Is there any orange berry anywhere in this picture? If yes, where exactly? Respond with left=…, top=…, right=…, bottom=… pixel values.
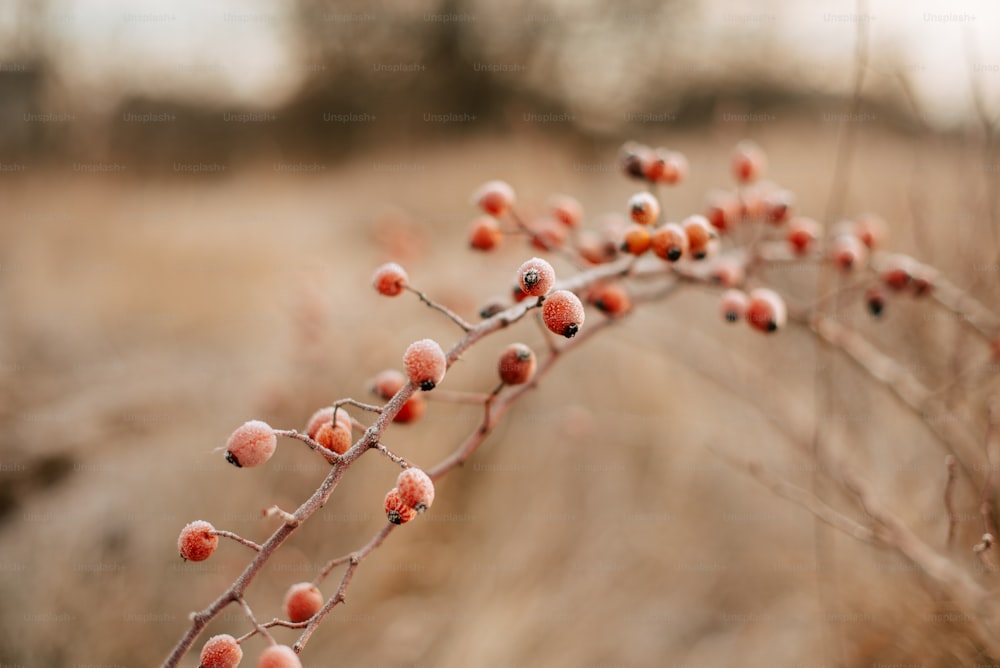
left=651, top=223, right=687, bottom=262
left=200, top=634, right=243, bottom=668
left=371, top=262, right=408, bottom=297
left=394, top=394, right=426, bottom=424
left=396, top=467, right=435, bottom=512
left=283, top=582, right=323, bottom=623
left=315, top=421, right=352, bottom=455
left=644, top=149, right=688, bottom=185
left=588, top=282, right=632, bottom=318
left=517, top=257, right=556, bottom=296
left=473, top=180, right=515, bottom=217
left=370, top=369, right=406, bottom=400
left=530, top=216, right=569, bottom=251
left=621, top=223, right=652, bottom=255
left=549, top=194, right=583, bottom=228
left=178, top=520, right=218, bottom=562
left=879, top=254, right=915, bottom=291
left=745, top=288, right=786, bottom=333
left=225, top=420, right=277, bottom=468
left=627, top=191, right=660, bottom=226
left=384, top=487, right=417, bottom=525
left=682, top=215, right=716, bottom=260
left=403, top=338, right=447, bottom=391
left=542, top=290, right=585, bottom=338
left=720, top=289, right=749, bottom=323
left=830, top=234, right=868, bottom=271
left=257, top=644, right=302, bottom=668
left=468, top=216, right=503, bottom=251
left=853, top=213, right=887, bottom=249
left=498, top=342, right=537, bottom=385
left=787, top=217, right=821, bottom=255
left=705, top=190, right=741, bottom=233
left=577, top=229, right=618, bottom=265
left=305, top=406, right=351, bottom=439
left=731, top=140, right=766, bottom=184
left=709, top=256, right=744, bottom=288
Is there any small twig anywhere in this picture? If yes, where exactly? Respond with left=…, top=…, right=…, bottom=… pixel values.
left=263, top=506, right=299, bottom=527
left=211, top=530, right=262, bottom=553
left=373, top=442, right=411, bottom=469
left=236, top=597, right=273, bottom=645
left=403, top=285, right=473, bottom=332
left=272, top=429, right=341, bottom=465
left=944, top=455, right=958, bottom=550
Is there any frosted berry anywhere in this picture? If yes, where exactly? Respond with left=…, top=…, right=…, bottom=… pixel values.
left=627, top=192, right=660, bottom=226
left=473, top=180, right=515, bottom=217
left=621, top=224, right=652, bottom=255
left=577, top=229, right=618, bottom=265
left=746, top=288, right=787, bottom=333
left=315, top=421, right=352, bottom=455
left=830, top=234, right=868, bottom=271
left=384, top=487, right=417, bottom=525
left=517, top=257, right=556, bottom=296
left=682, top=215, right=716, bottom=260
left=305, top=407, right=351, bottom=440
left=225, top=420, right=277, bottom=468
left=705, top=190, right=741, bottom=233
left=178, top=520, right=218, bottom=562
left=619, top=141, right=652, bottom=179
left=200, top=634, right=243, bottom=668
left=397, top=468, right=435, bottom=512
left=371, top=371, right=426, bottom=423
left=468, top=216, right=503, bottom=251
left=651, top=223, right=687, bottom=262
left=787, top=217, right=821, bottom=255
left=709, top=257, right=744, bottom=288
left=549, top=194, right=583, bottom=228
left=542, top=290, right=585, bottom=338
left=589, top=282, right=632, bottom=318
left=257, top=645, right=302, bottom=668
left=283, top=582, right=323, bottom=623
left=910, top=263, right=937, bottom=297
left=879, top=254, right=915, bottom=291
left=403, top=338, right=447, bottom=391
left=720, top=289, right=749, bottom=323
left=498, top=343, right=537, bottom=385
left=371, top=262, right=408, bottom=297
left=731, top=140, right=766, bottom=184
left=394, top=394, right=426, bottom=424
left=644, top=149, right=688, bottom=185
left=530, top=216, right=569, bottom=252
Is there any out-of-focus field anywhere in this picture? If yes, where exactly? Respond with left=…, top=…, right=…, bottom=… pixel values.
left=0, top=120, right=996, bottom=666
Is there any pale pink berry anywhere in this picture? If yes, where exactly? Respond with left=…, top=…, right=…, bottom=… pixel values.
left=200, top=634, right=243, bottom=668
left=829, top=234, right=868, bottom=271
left=879, top=254, right=915, bottom=291
left=371, top=262, right=408, bottom=297
left=517, top=257, right=556, bottom=296
left=731, top=140, right=766, bottom=184
left=854, top=213, right=887, bottom=249
left=720, top=289, right=749, bottom=323
left=627, top=191, right=660, bottom=226
left=396, top=468, right=435, bottom=512
left=764, top=189, right=794, bottom=224
left=403, top=338, right=447, bottom=391
left=746, top=288, right=787, bottom=333
left=257, top=644, right=301, bottom=668
left=787, top=217, right=821, bottom=255
left=384, top=487, right=417, bottom=525
left=305, top=407, right=352, bottom=440
left=178, top=520, right=218, bottom=562
left=498, top=343, right=537, bottom=385
left=542, top=290, right=585, bottom=338
left=473, top=180, right=515, bottom=216
left=705, top=190, right=741, bottom=233
left=283, top=582, right=323, bottom=623
left=709, top=256, right=744, bottom=288
left=549, top=194, right=583, bottom=228
left=371, top=369, right=406, bottom=399
left=225, top=420, right=277, bottom=468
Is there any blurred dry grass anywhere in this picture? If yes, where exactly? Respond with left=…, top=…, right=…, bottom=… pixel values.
left=0, top=118, right=997, bottom=667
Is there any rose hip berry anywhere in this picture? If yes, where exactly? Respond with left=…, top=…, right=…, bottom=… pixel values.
left=403, top=338, right=447, bottom=391
left=257, top=644, right=302, bottom=668
left=745, top=288, right=787, bottom=333
left=627, top=192, right=660, bottom=226
left=225, top=420, right=277, bottom=468
left=468, top=216, right=503, bottom=251
left=384, top=487, right=417, bottom=525
left=720, top=289, right=749, bottom=323
left=283, top=582, right=323, bottom=623
left=542, top=290, right=585, bottom=338
left=682, top=215, right=716, bottom=260
left=473, top=180, right=515, bottom=217
left=199, top=634, right=243, bottom=668
left=787, top=217, right=821, bottom=255
left=731, top=140, right=766, bottom=184
left=498, top=343, right=537, bottom=385
left=651, top=223, right=687, bottom=262
left=517, top=257, right=556, bottom=297
left=397, top=467, right=435, bottom=512
left=371, top=262, right=409, bottom=297
left=178, top=520, right=218, bottom=562
left=588, top=282, right=632, bottom=318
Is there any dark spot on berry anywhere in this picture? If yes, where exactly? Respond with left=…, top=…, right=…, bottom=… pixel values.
left=419, top=379, right=436, bottom=391
left=387, top=510, right=402, bottom=525
left=693, top=250, right=707, bottom=260
left=225, top=451, right=242, bottom=468
left=563, top=323, right=579, bottom=338
left=766, top=321, right=777, bottom=333
left=867, top=300, right=884, bottom=317
left=725, top=311, right=739, bottom=322
left=523, top=269, right=539, bottom=288
left=667, top=247, right=682, bottom=261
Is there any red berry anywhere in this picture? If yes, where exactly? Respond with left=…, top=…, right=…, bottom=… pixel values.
left=371, top=262, right=408, bottom=297
left=371, top=369, right=406, bottom=399
left=473, top=180, right=515, bottom=217
left=644, top=149, right=688, bottom=185
left=257, top=644, right=302, bottom=668
left=682, top=215, right=716, bottom=260
left=498, top=343, right=537, bottom=385
left=787, top=217, right=821, bottom=255
left=651, top=223, right=687, bottom=262
left=705, top=190, right=741, bottom=233
left=200, top=634, right=243, bottom=668
left=830, top=234, right=868, bottom=271
left=396, top=467, right=435, bottom=512
left=627, top=191, right=660, bottom=226
left=305, top=407, right=351, bottom=440
left=577, top=229, right=618, bottom=265
left=549, top=194, right=583, bottom=228
left=764, top=189, right=794, bottom=224
left=910, top=263, right=937, bottom=297
left=588, top=282, right=632, bottom=318
left=225, top=420, right=277, bottom=468
left=745, top=288, right=786, bottom=333
left=529, top=216, right=569, bottom=252
left=283, top=582, right=323, bottom=623
left=403, top=338, right=447, bottom=391
left=384, top=487, right=417, bottom=525
left=731, top=140, right=766, bottom=184
left=178, top=520, right=218, bottom=562
left=315, top=421, right=352, bottom=455
left=542, top=290, right=585, bottom=338
left=621, top=224, right=652, bottom=255
left=720, top=289, right=749, bottom=323
left=468, top=216, right=503, bottom=251
left=393, top=394, right=426, bottom=424
left=879, top=254, right=915, bottom=291
left=517, top=257, right=556, bottom=296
